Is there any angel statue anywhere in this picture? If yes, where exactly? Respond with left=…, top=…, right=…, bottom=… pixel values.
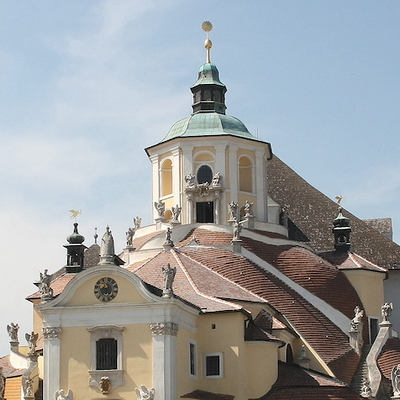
left=135, top=385, right=155, bottom=400
left=25, top=331, right=38, bottom=355
left=154, top=200, right=165, bottom=218
left=55, top=388, right=73, bottom=400
left=7, top=322, right=19, bottom=342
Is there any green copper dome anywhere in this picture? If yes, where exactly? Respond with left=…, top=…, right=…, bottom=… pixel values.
left=161, top=112, right=256, bottom=142
left=191, top=63, right=225, bottom=88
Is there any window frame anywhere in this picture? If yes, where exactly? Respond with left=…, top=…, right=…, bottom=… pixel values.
left=189, top=339, right=198, bottom=379
left=204, top=352, right=223, bottom=379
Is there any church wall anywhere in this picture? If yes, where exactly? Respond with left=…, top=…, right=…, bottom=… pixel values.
left=195, top=312, right=251, bottom=398
left=246, top=342, right=279, bottom=398
left=343, top=270, right=385, bottom=318
left=176, top=325, right=199, bottom=397
left=59, top=323, right=153, bottom=398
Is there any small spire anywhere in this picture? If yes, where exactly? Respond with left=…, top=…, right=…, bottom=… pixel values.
left=202, top=21, right=213, bottom=63
left=333, top=207, right=351, bottom=252
left=94, top=227, right=98, bottom=244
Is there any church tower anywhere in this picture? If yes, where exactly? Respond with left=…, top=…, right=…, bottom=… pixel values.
left=145, top=22, right=272, bottom=226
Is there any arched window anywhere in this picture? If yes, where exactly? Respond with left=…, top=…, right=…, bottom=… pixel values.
left=239, top=156, right=253, bottom=193
left=161, top=159, right=172, bottom=197
left=197, top=165, right=213, bottom=184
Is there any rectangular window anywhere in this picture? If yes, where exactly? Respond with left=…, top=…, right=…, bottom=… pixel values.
left=96, top=338, right=117, bottom=370
left=369, top=317, right=379, bottom=344
left=189, top=341, right=197, bottom=377
left=204, top=352, right=223, bottom=378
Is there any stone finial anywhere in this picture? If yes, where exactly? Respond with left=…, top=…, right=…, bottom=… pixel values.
left=25, top=332, right=38, bottom=357
left=233, top=220, right=246, bottom=241
left=55, top=388, right=73, bottom=400
left=7, top=322, right=19, bottom=343
left=100, top=226, right=115, bottom=264
left=392, top=364, right=400, bottom=397
left=23, top=376, right=34, bottom=399
left=135, top=385, right=155, bottom=400
left=126, top=227, right=135, bottom=247
left=99, top=376, right=111, bottom=395
left=382, top=302, right=393, bottom=323
left=162, top=264, right=176, bottom=298
left=134, top=216, right=142, bottom=230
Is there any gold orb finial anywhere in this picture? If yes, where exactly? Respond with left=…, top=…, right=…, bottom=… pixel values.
left=202, top=21, right=213, bottom=32
left=202, top=21, right=213, bottom=63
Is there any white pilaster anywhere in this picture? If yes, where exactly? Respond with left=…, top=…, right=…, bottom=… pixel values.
left=171, top=146, right=181, bottom=209
left=149, top=154, right=160, bottom=221
left=42, top=327, right=62, bottom=400
left=255, top=148, right=266, bottom=222
left=150, top=322, right=178, bottom=400
left=214, top=144, right=226, bottom=224
left=181, top=146, right=193, bottom=224
left=228, top=144, right=239, bottom=205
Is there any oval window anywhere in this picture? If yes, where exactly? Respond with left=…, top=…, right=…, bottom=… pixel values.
left=197, top=165, right=213, bottom=184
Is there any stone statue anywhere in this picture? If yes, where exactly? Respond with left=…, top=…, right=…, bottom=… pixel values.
left=350, top=306, right=364, bottom=331
left=233, top=219, right=246, bottom=240
left=211, top=172, right=221, bottom=186
left=164, top=227, right=173, bottom=246
left=382, top=302, right=393, bottom=322
left=126, top=227, right=135, bottom=247
left=100, top=226, right=114, bottom=258
left=55, top=388, right=73, bottom=400
left=39, top=269, right=52, bottom=287
left=23, top=376, right=34, bottom=398
left=228, top=201, right=238, bottom=222
left=7, top=322, right=19, bottom=342
left=135, top=385, right=155, bottom=400
left=162, top=263, right=177, bottom=298
left=25, top=332, right=38, bottom=355
left=360, top=377, right=372, bottom=398
left=154, top=200, right=165, bottom=218
left=197, top=182, right=210, bottom=197
left=244, top=200, right=254, bottom=217
left=185, top=173, right=195, bottom=188
left=171, top=205, right=181, bottom=222
left=134, top=216, right=142, bottom=230
left=392, top=364, right=400, bottom=396
left=99, top=376, right=111, bottom=394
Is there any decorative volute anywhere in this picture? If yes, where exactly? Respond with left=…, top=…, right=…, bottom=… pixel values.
left=333, top=207, right=351, bottom=252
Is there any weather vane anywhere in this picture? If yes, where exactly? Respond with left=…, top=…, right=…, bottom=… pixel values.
left=69, top=209, right=82, bottom=221
left=202, top=21, right=213, bottom=63
left=335, top=196, right=344, bottom=205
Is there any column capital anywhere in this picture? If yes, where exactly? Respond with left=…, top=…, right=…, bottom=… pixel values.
left=42, top=327, right=62, bottom=340
left=149, top=322, right=178, bottom=337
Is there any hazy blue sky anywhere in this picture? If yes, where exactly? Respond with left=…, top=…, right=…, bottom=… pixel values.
left=0, top=1, right=399, bottom=355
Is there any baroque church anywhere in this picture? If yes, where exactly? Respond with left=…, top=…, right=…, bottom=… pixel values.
left=2, top=22, right=400, bottom=400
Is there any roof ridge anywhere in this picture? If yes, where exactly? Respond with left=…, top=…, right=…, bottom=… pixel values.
left=349, top=252, right=387, bottom=272
left=177, top=248, right=267, bottom=304
left=129, top=249, right=163, bottom=273
left=171, top=249, right=245, bottom=311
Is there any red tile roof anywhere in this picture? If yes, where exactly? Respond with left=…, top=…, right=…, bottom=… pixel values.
left=256, top=362, right=364, bottom=399
left=0, top=355, right=25, bottom=378
left=181, top=390, right=234, bottom=400
left=320, top=251, right=387, bottom=273
left=377, top=337, right=400, bottom=379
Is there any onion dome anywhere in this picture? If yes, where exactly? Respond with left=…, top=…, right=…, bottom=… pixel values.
left=67, top=222, right=85, bottom=244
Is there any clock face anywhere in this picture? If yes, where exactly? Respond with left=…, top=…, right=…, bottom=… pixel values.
left=94, top=277, right=118, bottom=302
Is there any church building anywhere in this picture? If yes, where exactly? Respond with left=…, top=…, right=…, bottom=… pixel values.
left=2, top=22, right=400, bottom=400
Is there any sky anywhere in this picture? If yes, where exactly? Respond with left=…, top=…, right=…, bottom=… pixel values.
left=0, top=0, right=399, bottom=355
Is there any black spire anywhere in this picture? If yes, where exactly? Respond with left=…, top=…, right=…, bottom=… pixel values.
left=64, top=222, right=87, bottom=272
